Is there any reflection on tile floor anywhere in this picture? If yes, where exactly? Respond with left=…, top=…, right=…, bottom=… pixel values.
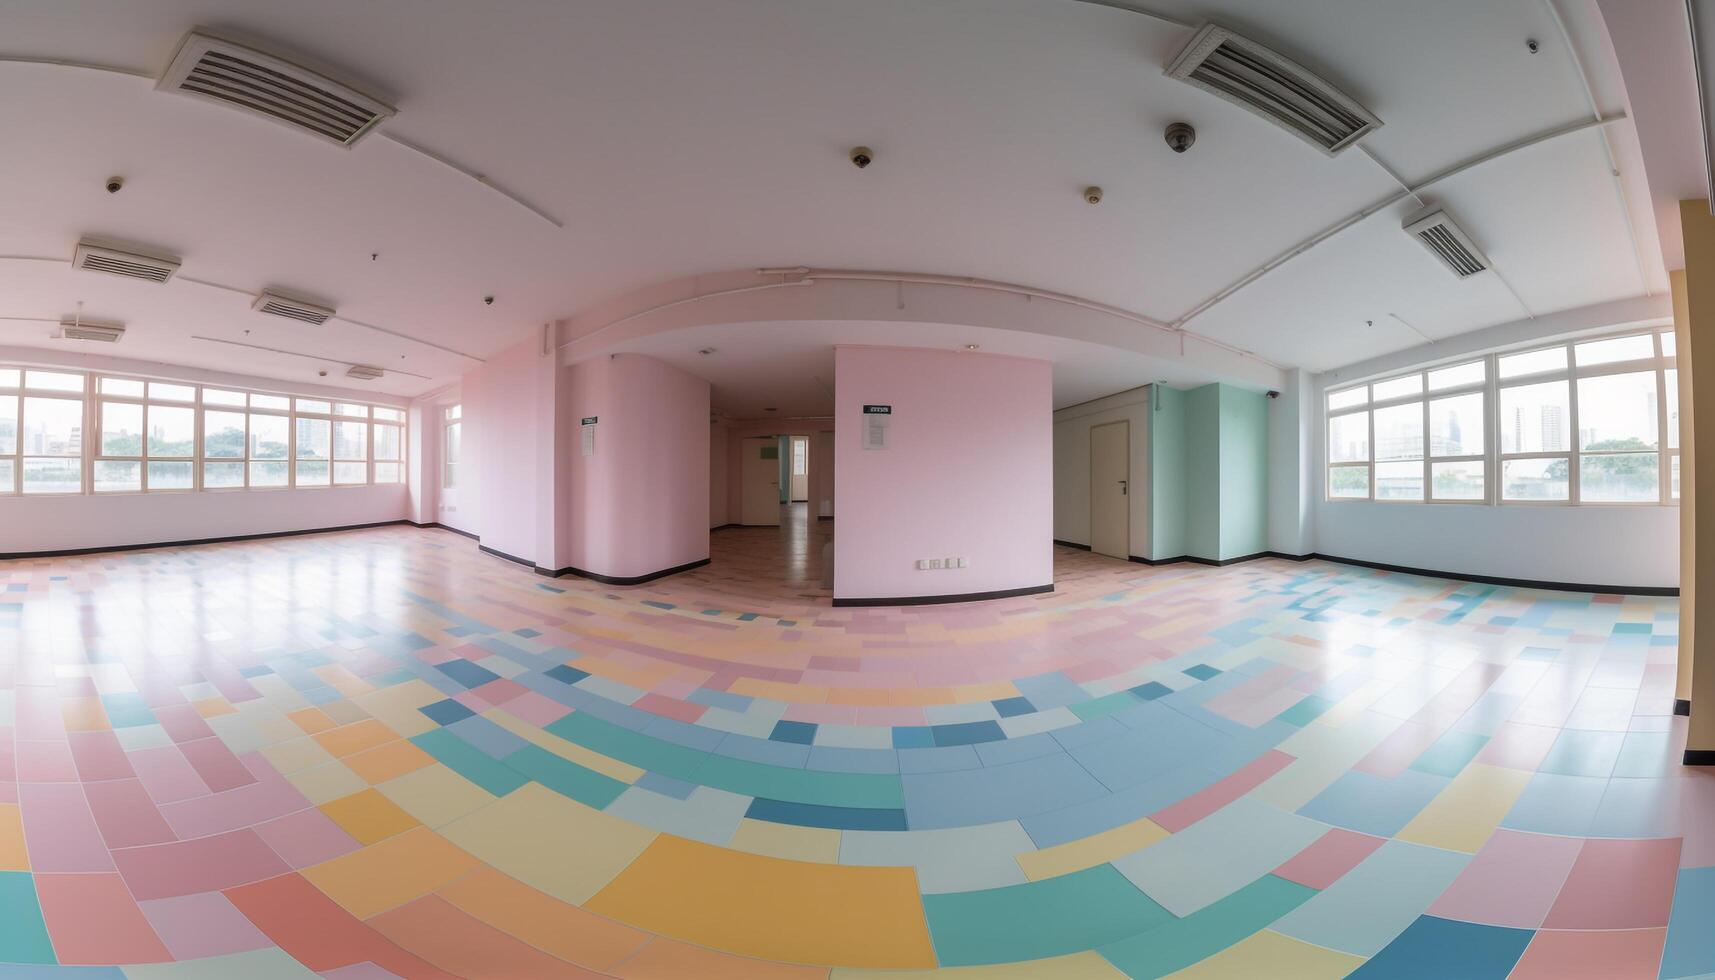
left=1, top=523, right=1711, bottom=978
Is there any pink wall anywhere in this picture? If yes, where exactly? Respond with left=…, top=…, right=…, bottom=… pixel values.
left=461, top=337, right=544, bottom=561
left=833, top=346, right=1052, bottom=601
left=560, top=354, right=709, bottom=578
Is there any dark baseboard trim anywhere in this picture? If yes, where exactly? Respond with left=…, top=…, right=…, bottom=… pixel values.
left=1308, top=553, right=1679, bottom=597
left=1265, top=551, right=1315, bottom=562
left=710, top=523, right=741, bottom=532
left=539, top=557, right=711, bottom=586
left=1129, top=551, right=1294, bottom=568
left=817, top=515, right=834, bottom=522
left=1676, top=699, right=1692, bottom=717
left=0, top=519, right=414, bottom=560
left=1685, top=749, right=1715, bottom=766
left=833, top=583, right=1054, bottom=607
left=419, top=521, right=478, bottom=541
left=1054, top=540, right=1093, bottom=552
left=1130, top=555, right=1184, bottom=566
left=477, top=544, right=535, bottom=569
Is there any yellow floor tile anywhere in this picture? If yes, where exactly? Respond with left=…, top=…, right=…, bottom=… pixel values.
left=312, top=718, right=399, bottom=758
left=288, top=759, right=369, bottom=805
left=261, top=736, right=338, bottom=775
left=587, top=834, right=936, bottom=969
left=288, top=707, right=337, bottom=735
left=833, top=950, right=1125, bottom=979
left=727, top=818, right=843, bottom=864
left=344, top=739, right=436, bottom=784
left=378, top=763, right=497, bottom=828
left=441, top=783, right=656, bottom=906
left=1014, top=816, right=1167, bottom=881
left=1396, top=763, right=1531, bottom=853
left=351, top=679, right=444, bottom=739
left=302, top=826, right=481, bottom=920
left=320, top=787, right=422, bottom=845
left=438, top=867, right=651, bottom=973
left=192, top=697, right=238, bottom=719
left=1164, top=929, right=1364, bottom=979
left=616, top=938, right=832, bottom=980
left=488, top=708, right=645, bottom=783
left=61, top=697, right=110, bottom=732
left=314, top=664, right=376, bottom=698
left=0, top=804, right=28, bottom=871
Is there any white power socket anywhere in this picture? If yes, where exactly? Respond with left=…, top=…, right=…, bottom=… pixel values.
left=916, top=557, right=966, bottom=570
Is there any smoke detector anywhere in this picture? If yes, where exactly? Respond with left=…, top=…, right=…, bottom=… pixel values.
left=253, top=290, right=336, bottom=325
left=345, top=365, right=384, bottom=380
left=73, top=239, right=181, bottom=283
left=58, top=318, right=126, bottom=343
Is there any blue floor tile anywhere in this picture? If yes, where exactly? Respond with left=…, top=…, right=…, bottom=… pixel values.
left=745, top=797, right=909, bottom=831
left=1347, top=915, right=1532, bottom=980
left=770, top=720, right=818, bottom=744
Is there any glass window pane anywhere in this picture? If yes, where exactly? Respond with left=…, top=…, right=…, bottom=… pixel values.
left=250, top=394, right=289, bottom=411
left=445, top=404, right=461, bottom=420
left=250, top=414, right=289, bottom=459
left=26, top=371, right=83, bottom=392
left=1662, top=332, right=1677, bottom=357
left=1577, top=371, right=1658, bottom=451
left=375, top=461, right=401, bottom=484
left=1373, top=403, right=1423, bottom=461
left=1328, top=412, right=1368, bottom=463
left=1327, top=388, right=1367, bottom=412
left=296, top=399, right=331, bottom=415
left=22, top=397, right=82, bottom=456
left=334, top=421, right=368, bottom=460
left=23, top=457, right=80, bottom=493
left=1499, top=346, right=1567, bottom=378
left=1374, top=460, right=1424, bottom=500
left=94, top=460, right=140, bottom=493
left=334, top=461, right=367, bottom=485
left=1673, top=455, right=1682, bottom=499
left=203, top=388, right=246, bottom=407
left=147, top=405, right=195, bottom=457
left=373, top=407, right=404, bottom=422
left=1428, top=361, right=1485, bottom=390
left=1372, top=375, right=1422, bottom=401
left=445, top=421, right=462, bottom=464
left=1667, top=370, right=1680, bottom=450
left=1580, top=453, right=1659, bottom=502
left=101, top=402, right=143, bottom=456
left=1500, top=381, right=1570, bottom=454
left=100, top=378, right=145, bottom=397
left=0, top=458, right=13, bottom=492
left=1329, top=465, right=1368, bottom=499
left=204, top=410, right=246, bottom=458
left=296, top=460, right=330, bottom=486
left=0, top=369, right=18, bottom=388
left=147, top=460, right=192, bottom=490
left=296, top=418, right=330, bottom=459
left=1502, top=458, right=1570, bottom=501
left=249, top=460, right=288, bottom=487
left=1432, top=461, right=1484, bottom=500
left=0, top=396, right=15, bottom=454
left=336, top=403, right=368, bottom=418
left=203, top=461, right=244, bottom=488
left=374, top=424, right=401, bottom=461
left=1575, top=334, right=1655, bottom=367
left=148, top=382, right=195, bottom=402
left=1429, top=393, right=1483, bottom=457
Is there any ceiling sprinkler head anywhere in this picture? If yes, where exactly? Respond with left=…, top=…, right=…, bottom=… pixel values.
left=1083, top=186, right=1103, bottom=205
left=849, top=146, right=873, bottom=169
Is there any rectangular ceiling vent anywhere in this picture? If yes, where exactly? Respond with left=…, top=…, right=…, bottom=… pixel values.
left=1165, top=24, right=1382, bottom=156
left=346, top=365, right=384, bottom=381
left=253, top=290, right=336, bottom=325
left=1403, top=208, right=1490, bottom=279
left=156, top=29, right=395, bottom=148
left=58, top=318, right=126, bottom=343
left=72, top=239, right=181, bottom=283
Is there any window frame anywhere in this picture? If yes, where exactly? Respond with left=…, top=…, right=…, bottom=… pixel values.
left=442, top=404, right=462, bottom=491
left=17, top=370, right=89, bottom=496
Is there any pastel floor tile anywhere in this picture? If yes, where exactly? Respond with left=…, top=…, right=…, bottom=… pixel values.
left=254, top=806, right=362, bottom=868
left=726, top=816, right=843, bottom=863
left=0, top=803, right=29, bottom=870
left=1161, top=928, right=1364, bottom=980
left=1015, top=815, right=1169, bottom=881
left=1098, top=875, right=1317, bottom=978
left=612, top=937, right=830, bottom=980
left=1346, top=915, right=1532, bottom=980
left=1270, top=828, right=1386, bottom=890
left=1295, top=768, right=1450, bottom=837
left=1661, top=866, right=1715, bottom=980
left=118, top=947, right=326, bottom=979
left=922, top=863, right=1170, bottom=966
left=441, top=783, right=657, bottom=906
left=589, top=833, right=937, bottom=968
left=1510, top=927, right=1667, bottom=980
left=224, top=872, right=456, bottom=979
left=1395, top=762, right=1531, bottom=853
left=368, top=894, right=594, bottom=978
left=1426, top=828, right=1582, bottom=928
left=1273, top=840, right=1470, bottom=956
left=437, top=867, right=650, bottom=974
left=1115, top=796, right=1327, bottom=916
left=36, top=872, right=172, bottom=965
left=319, top=787, right=422, bottom=845
left=833, top=950, right=1126, bottom=979
left=1500, top=771, right=1610, bottom=836
left=375, top=762, right=496, bottom=828
left=0, top=870, right=58, bottom=964
left=18, top=781, right=114, bottom=872
left=112, top=827, right=290, bottom=900
left=139, top=891, right=275, bottom=960
left=342, top=739, right=436, bottom=784
left=301, top=826, right=482, bottom=920
left=840, top=820, right=1035, bottom=893
left=1543, top=837, right=1681, bottom=929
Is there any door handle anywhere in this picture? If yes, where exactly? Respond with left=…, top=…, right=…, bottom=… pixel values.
left=1119, top=480, right=1128, bottom=495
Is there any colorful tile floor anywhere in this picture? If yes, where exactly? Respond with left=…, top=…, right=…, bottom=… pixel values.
left=0, top=519, right=1711, bottom=978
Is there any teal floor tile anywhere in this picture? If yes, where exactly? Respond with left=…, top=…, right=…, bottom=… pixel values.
left=1347, top=915, right=1532, bottom=979
left=924, top=864, right=1170, bottom=966
left=1409, top=730, right=1489, bottom=777
left=0, top=871, right=57, bottom=965
left=1098, top=874, right=1316, bottom=978
left=410, top=728, right=529, bottom=797
left=503, top=743, right=628, bottom=809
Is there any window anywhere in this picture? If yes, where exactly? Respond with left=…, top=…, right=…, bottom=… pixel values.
left=443, top=404, right=462, bottom=489
left=1327, top=328, right=1676, bottom=506
left=792, top=437, right=807, bottom=477
left=20, top=371, right=85, bottom=494
left=0, top=369, right=18, bottom=494
left=333, top=406, right=369, bottom=485
left=295, top=399, right=332, bottom=487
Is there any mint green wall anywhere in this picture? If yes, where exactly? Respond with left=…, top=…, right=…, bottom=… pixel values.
left=1147, top=385, right=1185, bottom=561
left=1149, top=383, right=1269, bottom=562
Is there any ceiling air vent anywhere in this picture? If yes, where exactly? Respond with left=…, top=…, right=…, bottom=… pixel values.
left=253, top=290, right=336, bottom=325
left=1403, top=207, right=1490, bottom=279
left=72, top=239, right=181, bottom=283
left=1165, top=24, right=1382, bottom=155
left=58, top=318, right=126, bottom=343
left=346, top=365, right=384, bottom=381
left=156, top=29, right=395, bottom=148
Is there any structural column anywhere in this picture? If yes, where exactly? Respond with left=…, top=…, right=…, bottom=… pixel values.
left=1679, top=201, right=1713, bottom=763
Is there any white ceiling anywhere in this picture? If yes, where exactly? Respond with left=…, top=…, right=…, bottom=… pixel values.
left=0, top=0, right=1668, bottom=403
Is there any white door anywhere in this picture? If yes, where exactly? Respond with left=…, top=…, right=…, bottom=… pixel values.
left=740, top=437, right=782, bottom=525
left=1090, top=421, right=1129, bottom=559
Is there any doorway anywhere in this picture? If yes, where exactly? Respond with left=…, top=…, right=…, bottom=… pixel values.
left=789, top=435, right=809, bottom=502
left=1090, top=420, right=1129, bottom=559
left=740, top=436, right=783, bottom=526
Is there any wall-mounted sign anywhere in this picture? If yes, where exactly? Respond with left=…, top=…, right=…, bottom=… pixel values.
left=581, top=416, right=597, bottom=456
left=862, top=404, right=891, bottom=451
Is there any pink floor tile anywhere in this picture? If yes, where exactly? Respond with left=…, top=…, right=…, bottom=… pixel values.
left=1509, top=927, right=1667, bottom=980
left=1353, top=719, right=1442, bottom=778
left=85, top=778, right=177, bottom=848
left=469, top=678, right=528, bottom=707
left=15, top=738, right=79, bottom=782
left=178, top=736, right=258, bottom=792
left=255, top=806, right=362, bottom=868
left=13, top=690, right=68, bottom=739
left=501, top=691, right=571, bottom=727
left=160, top=753, right=309, bottom=839
left=153, top=702, right=216, bottom=743
left=19, top=780, right=115, bottom=872
left=1153, top=750, right=1294, bottom=832
left=1544, top=837, right=1682, bottom=929
left=129, top=744, right=212, bottom=804
left=632, top=692, right=707, bottom=724
left=1428, top=829, right=1583, bottom=928
left=141, top=890, right=276, bottom=960
left=69, top=730, right=138, bottom=781
left=36, top=872, right=172, bottom=965
left=1272, top=828, right=1387, bottom=890
left=112, top=826, right=290, bottom=900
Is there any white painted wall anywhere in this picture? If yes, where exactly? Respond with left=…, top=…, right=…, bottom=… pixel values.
left=1052, top=386, right=1151, bottom=558
left=1267, top=369, right=1313, bottom=556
